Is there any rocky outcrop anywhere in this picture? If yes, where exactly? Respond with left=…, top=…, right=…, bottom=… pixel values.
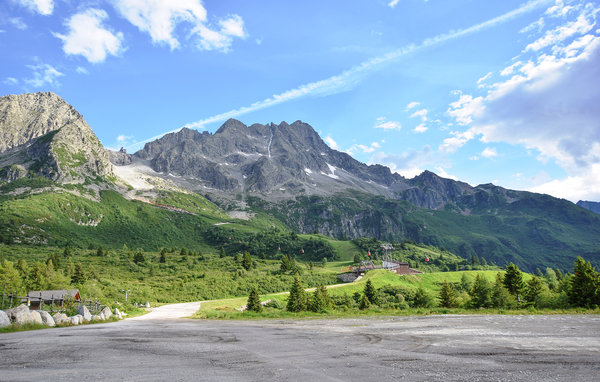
left=0, top=164, right=27, bottom=182
left=577, top=200, right=600, bottom=215
left=108, top=148, right=132, bottom=166
left=0, top=92, right=114, bottom=184
left=38, top=310, right=55, bottom=327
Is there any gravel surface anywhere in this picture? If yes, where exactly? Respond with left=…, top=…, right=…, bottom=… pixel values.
left=1, top=314, right=599, bottom=381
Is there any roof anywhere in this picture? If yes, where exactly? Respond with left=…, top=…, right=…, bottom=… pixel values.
left=26, top=289, right=80, bottom=300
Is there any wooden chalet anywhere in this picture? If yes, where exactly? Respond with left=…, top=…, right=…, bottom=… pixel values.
left=23, top=289, right=81, bottom=310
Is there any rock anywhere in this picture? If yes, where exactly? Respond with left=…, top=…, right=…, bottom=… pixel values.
left=114, top=308, right=122, bottom=319
left=92, top=314, right=102, bottom=321
left=6, top=304, right=33, bottom=325
left=52, top=313, right=68, bottom=325
left=144, top=302, right=150, bottom=308
left=99, top=312, right=105, bottom=320
left=38, top=311, right=55, bottom=327
left=77, top=305, right=92, bottom=322
left=30, top=310, right=43, bottom=325
left=101, top=306, right=112, bottom=319
left=0, top=310, right=10, bottom=328
left=70, top=315, right=83, bottom=325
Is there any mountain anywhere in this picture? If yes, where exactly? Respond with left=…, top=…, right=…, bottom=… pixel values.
left=577, top=200, right=600, bottom=215
left=0, top=92, right=113, bottom=184
left=1, top=92, right=599, bottom=271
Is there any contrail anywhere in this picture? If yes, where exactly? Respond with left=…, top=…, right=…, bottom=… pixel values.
left=127, top=0, right=550, bottom=151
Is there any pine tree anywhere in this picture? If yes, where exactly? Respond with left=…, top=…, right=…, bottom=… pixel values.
left=363, top=279, right=377, bottom=304
left=63, top=244, right=72, bottom=259
left=568, top=256, right=600, bottom=307
left=242, top=252, right=253, bottom=271
left=358, top=293, right=371, bottom=310
left=469, top=274, right=491, bottom=308
left=159, top=248, right=167, bottom=263
left=460, top=273, right=472, bottom=292
left=353, top=254, right=361, bottom=263
left=180, top=248, right=187, bottom=256
left=438, top=280, right=457, bottom=308
left=72, top=263, right=86, bottom=284
left=524, top=276, right=544, bottom=305
left=96, top=246, right=104, bottom=257
left=503, top=262, right=524, bottom=300
left=133, top=252, right=145, bottom=265
left=219, top=247, right=225, bottom=258
left=0, top=260, right=24, bottom=295
left=286, top=276, right=307, bottom=312
left=413, top=286, right=432, bottom=308
left=491, top=272, right=514, bottom=308
left=310, top=288, right=325, bottom=312
left=246, top=287, right=262, bottom=313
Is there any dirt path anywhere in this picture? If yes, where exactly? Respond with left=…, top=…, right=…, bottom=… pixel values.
left=127, top=301, right=202, bottom=320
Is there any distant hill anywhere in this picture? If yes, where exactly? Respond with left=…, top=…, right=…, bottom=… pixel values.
left=1, top=92, right=600, bottom=271
left=577, top=200, right=600, bottom=215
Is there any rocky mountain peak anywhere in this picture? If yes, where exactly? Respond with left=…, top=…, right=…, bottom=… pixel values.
left=0, top=92, right=113, bottom=183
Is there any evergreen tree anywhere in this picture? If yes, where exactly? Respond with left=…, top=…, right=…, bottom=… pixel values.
left=568, top=256, right=600, bottom=307
left=471, top=254, right=480, bottom=266
left=555, top=268, right=564, bottom=281
left=544, top=268, right=558, bottom=290
left=363, top=279, right=376, bottom=304
left=469, top=274, right=491, bottom=308
left=62, top=244, right=72, bottom=259
left=524, top=276, right=544, bottom=305
left=413, top=286, right=433, bottom=308
left=96, top=246, right=104, bottom=257
left=491, top=272, right=514, bottom=308
left=159, top=248, right=167, bottom=263
left=460, top=273, right=472, bottom=292
left=480, top=257, right=488, bottom=267
left=242, top=252, right=253, bottom=271
left=358, top=293, right=371, bottom=310
left=438, top=280, right=458, bottom=308
left=246, top=287, right=262, bottom=313
left=286, top=276, right=307, bottom=312
left=133, top=252, right=145, bottom=265
left=503, top=262, right=525, bottom=300
left=72, top=263, right=86, bottom=284
left=310, top=288, right=325, bottom=312
left=353, top=254, right=361, bottom=263
left=219, top=247, right=225, bottom=258
left=180, top=248, right=187, bottom=256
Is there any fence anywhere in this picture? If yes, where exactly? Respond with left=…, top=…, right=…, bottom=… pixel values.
left=1, top=292, right=104, bottom=314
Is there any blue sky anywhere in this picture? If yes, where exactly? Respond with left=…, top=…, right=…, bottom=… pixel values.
left=1, top=0, right=599, bottom=202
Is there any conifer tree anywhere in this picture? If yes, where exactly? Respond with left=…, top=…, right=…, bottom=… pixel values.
left=363, top=279, right=377, bottom=304
left=0, top=260, right=23, bottom=295
left=568, top=256, right=600, bottom=307
left=159, top=248, right=167, bottom=263
left=96, top=246, right=104, bottom=257
left=438, top=280, right=457, bottom=308
left=219, top=247, right=225, bottom=258
left=72, top=263, right=86, bottom=284
left=413, top=286, right=433, bottom=308
left=491, top=272, right=514, bottom=308
left=524, top=275, right=544, bottom=305
left=310, top=288, right=325, bottom=312
left=286, top=276, right=307, bottom=312
left=503, top=262, right=525, bottom=300
left=133, top=252, right=145, bottom=265
left=469, top=274, right=491, bottom=308
left=242, top=252, right=253, bottom=271
left=359, top=293, right=371, bottom=310
left=246, top=287, right=262, bottom=313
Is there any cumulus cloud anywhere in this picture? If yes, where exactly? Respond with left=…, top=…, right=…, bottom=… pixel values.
left=54, top=9, right=124, bottom=63
left=405, top=101, right=420, bottom=110
left=388, top=0, right=400, bottom=9
left=530, top=163, right=600, bottom=201
left=16, top=0, right=53, bottom=15
left=24, top=63, right=64, bottom=87
left=9, top=17, right=27, bottom=30
left=346, top=141, right=382, bottom=155
left=413, top=123, right=428, bottom=133
left=445, top=2, right=600, bottom=201
left=481, top=147, right=498, bottom=158
left=111, top=0, right=247, bottom=52
left=370, top=146, right=433, bottom=178
left=410, top=108, right=428, bottom=122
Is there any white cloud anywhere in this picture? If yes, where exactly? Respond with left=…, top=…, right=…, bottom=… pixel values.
left=435, top=167, right=458, bottom=181
left=405, top=101, right=420, bottom=110
left=439, top=130, right=475, bottom=153
left=413, top=123, right=428, bottom=133
left=388, top=0, right=400, bottom=9
left=16, top=0, right=53, bottom=15
left=477, top=72, right=492, bottom=84
left=447, top=93, right=485, bottom=125
left=117, top=135, right=133, bottom=142
left=525, top=13, right=594, bottom=52
left=112, top=0, right=247, bottom=52
left=76, top=66, right=89, bottom=75
left=481, top=147, right=498, bottom=158
left=346, top=142, right=382, bottom=155
left=374, top=119, right=402, bottom=131
left=4, top=77, right=19, bottom=85
left=370, top=146, right=433, bottom=178
left=24, top=63, right=64, bottom=87
left=9, top=17, right=27, bottom=30
left=530, top=163, right=600, bottom=202
left=500, top=61, right=522, bottom=76
left=410, top=108, right=428, bottom=121
left=54, top=9, right=124, bottom=64
left=324, top=136, right=339, bottom=150
left=520, top=17, right=545, bottom=34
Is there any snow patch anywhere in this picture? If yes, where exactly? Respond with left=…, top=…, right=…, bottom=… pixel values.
left=325, top=163, right=339, bottom=179
left=304, top=168, right=313, bottom=175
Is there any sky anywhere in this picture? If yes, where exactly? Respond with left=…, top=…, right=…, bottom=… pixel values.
left=1, top=0, right=599, bottom=202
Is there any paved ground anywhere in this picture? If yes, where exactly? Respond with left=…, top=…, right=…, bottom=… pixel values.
left=1, top=312, right=599, bottom=381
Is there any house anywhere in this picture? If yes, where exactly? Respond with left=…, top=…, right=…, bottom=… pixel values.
left=390, top=262, right=423, bottom=275
left=23, top=289, right=81, bottom=310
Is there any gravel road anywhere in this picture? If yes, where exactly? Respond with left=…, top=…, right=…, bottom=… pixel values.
left=1, top=312, right=599, bottom=381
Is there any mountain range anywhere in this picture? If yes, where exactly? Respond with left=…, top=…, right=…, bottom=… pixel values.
left=1, top=92, right=599, bottom=271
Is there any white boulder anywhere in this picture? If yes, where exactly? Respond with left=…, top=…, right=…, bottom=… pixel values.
left=70, top=315, right=83, bottom=325
left=6, top=304, right=33, bottom=325
left=52, top=313, right=68, bottom=325
left=30, top=310, right=43, bottom=325
left=77, top=305, right=92, bottom=322
left=101, top=306, right=112, bottom=319
left=38, top=311, right=55, bottom=327
left=114, top=308, right=122, bottom=319
left=0, top=310, right=10, bottom=327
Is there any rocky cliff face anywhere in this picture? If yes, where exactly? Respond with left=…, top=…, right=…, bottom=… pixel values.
left=577, top=200, right=600, bottom=214
left=0, top=92, right=113, bottom=183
